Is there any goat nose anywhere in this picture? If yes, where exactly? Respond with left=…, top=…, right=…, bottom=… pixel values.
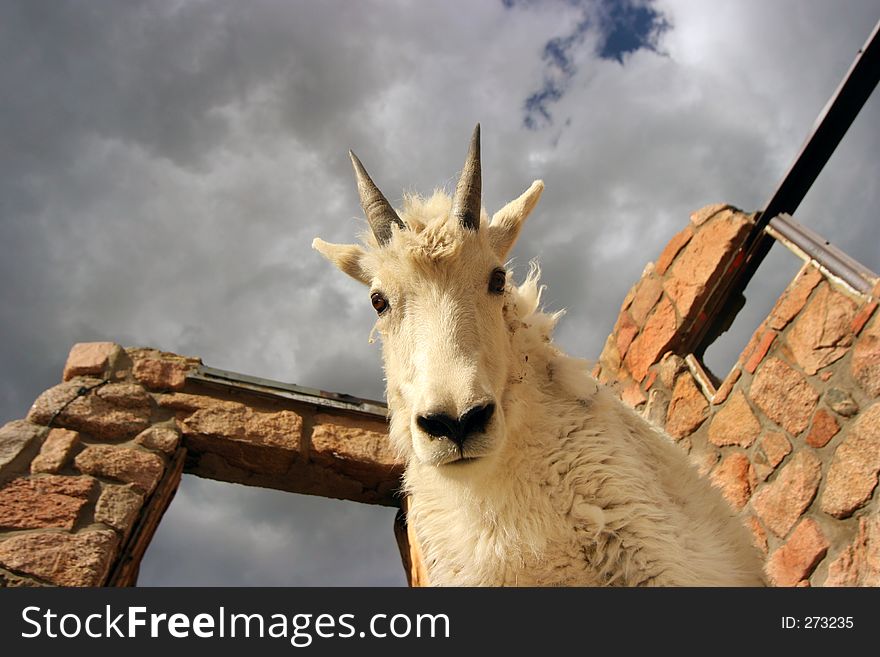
left=461, top=402, right=495, bottom=438
left=417, top=403, right=495, bottom=447
left=417, top=412, right=460, bottom=442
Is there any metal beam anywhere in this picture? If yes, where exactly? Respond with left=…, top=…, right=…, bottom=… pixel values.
left=691, top=19, right=880, bottom=356
left=753, top=18, right=880, bottom=238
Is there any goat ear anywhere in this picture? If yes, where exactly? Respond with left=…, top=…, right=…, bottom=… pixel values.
left=312, top=238, right=371, bottom=285
left=488, top=180, right=544, bottom=259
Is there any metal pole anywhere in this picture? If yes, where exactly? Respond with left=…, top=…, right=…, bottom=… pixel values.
left=690, top=18, right=880, bottom=358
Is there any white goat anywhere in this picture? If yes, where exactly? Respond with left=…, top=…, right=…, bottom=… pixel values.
left=314, top=125, right=765, bottom=586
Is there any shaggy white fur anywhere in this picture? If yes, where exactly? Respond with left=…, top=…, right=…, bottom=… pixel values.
left=315, top=174, right=765, bottom=587
left=404, top=259, right=764, bottom=585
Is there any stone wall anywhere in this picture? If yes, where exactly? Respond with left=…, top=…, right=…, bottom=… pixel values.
left=0, top=343, right=402, bottom=586
left=596, top=204, right=880, bottom=586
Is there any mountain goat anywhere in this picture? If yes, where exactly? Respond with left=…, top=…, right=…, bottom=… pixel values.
left=313, top=125, right=765, bottom=586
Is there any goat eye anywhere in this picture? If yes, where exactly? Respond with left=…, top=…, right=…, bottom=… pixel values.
left=488, top=269, right=506, bottom=295
left=371, top=292, right=389, bottom=314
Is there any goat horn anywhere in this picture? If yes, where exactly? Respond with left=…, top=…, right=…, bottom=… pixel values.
left=451, top=123, right=482, bottom=231
left=349, top=150, right=405, bottom=245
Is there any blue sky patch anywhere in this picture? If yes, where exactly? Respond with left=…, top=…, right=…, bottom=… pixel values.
left=510, top=0, right=670, bottom=129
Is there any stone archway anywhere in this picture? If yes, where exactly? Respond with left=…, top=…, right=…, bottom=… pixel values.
left=0, top=343, right=425, bottom=586
left=1, top=204, right=878, bottom=587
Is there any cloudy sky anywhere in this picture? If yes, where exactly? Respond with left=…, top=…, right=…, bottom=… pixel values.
left=1, top=0, right=877, bottom=586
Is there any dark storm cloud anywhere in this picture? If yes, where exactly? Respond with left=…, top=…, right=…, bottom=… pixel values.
left=139, top=476, right=404, bottom=587
left=1, top=0, right=877, bottom=586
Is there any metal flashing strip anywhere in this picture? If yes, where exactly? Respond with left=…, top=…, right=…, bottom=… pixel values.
left=767, top=214, right=879, bottom=297
left=188, top=365, right=388, bottom=419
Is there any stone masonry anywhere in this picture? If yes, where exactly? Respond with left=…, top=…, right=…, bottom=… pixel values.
left=0, top=344, right=189, bottom=586
left=596, top=204, right=880, bottom=587
left=0, top=344, right=403, bottom=586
